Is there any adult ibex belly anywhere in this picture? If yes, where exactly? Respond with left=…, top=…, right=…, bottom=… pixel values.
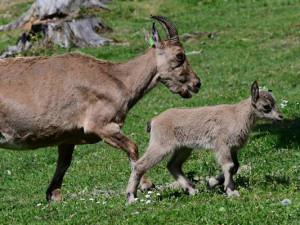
left=0, top=129, right=102, bottom=150
left=0, top=131, right=40, bottom=150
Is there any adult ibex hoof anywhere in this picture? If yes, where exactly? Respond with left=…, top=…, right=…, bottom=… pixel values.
left=46, top=189, right=64, bottom=201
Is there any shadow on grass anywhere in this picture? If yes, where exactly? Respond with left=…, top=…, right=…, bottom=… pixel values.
left=253, top=117, right=300, bottom=148
left=186, top=171, right=200, bottom=182
left=167, top=191, right=184, bottom=199
left=264, top=174, right=293, bottom=186
left=158, top=174, right=252, bottom=199
left=235, top=175, right=250, bottom=189
left=186, top=170, right=251, bottom=187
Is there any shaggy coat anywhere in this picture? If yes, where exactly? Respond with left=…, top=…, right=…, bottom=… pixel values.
left=126, top=81, right=283, bottom=202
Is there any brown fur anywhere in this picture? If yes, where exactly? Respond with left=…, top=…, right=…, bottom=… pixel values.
left=0, top=16, right=201, bottom=201
left=126, top=81, right=283, bottom=202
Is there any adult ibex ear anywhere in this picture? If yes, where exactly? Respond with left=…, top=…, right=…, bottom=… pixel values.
left=144, top=29, right=152, bottom=46
left=251, top=81, right=259, bottom=103
left=150, top=22, right=163, bottom=49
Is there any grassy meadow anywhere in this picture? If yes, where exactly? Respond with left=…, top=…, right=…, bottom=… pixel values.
left=0, top=0, right=299, bottom=224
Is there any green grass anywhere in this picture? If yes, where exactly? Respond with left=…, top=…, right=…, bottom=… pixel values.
left=0, top=0, right=299, bottom=224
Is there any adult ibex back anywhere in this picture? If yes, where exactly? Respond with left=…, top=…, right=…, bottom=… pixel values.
left=0, top=15, right=201, bottom=201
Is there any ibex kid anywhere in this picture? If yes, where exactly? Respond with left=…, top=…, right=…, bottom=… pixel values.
left=126, top=81, right=283, bottom=202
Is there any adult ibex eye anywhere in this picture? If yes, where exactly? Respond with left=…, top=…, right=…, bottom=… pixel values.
left=176, top=53, right=185, bottom=62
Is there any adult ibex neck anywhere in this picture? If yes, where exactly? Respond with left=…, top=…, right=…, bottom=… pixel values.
left=112, top=48, right=158, bottom=110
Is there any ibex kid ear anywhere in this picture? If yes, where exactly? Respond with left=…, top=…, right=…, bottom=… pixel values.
left=251, top=81, right=259, bottom=103
left=150, top=22, right=163, bottom=48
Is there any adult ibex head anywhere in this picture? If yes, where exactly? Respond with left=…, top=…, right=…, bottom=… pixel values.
left=145, top=15, right=201, bottom=98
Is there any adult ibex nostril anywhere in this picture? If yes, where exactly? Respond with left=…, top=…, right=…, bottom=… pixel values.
left=195, top=82, right=201, bottom=89
left=279, top=114, right=283, bottom=119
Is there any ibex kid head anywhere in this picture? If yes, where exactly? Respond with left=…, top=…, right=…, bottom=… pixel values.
left=145, top=15, right=201, bottom=98
left=251, top=81, right=283, bottom=121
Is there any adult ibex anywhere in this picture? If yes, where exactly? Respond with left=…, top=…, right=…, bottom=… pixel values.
left=126, top=81, right=283, bottom=202
left=0, top=15, right=201, bottom=201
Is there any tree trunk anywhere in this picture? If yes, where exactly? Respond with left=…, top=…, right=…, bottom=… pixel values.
left=0, top=0, right=109, bottom=31
left=35, top=0, right=109, bottom=20
left=33, top=17, right=111, bottom=48
left=0, top=0, right=112, bottom=58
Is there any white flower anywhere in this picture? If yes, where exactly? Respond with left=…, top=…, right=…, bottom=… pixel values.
left=280, top=99, right=289, bottom=108
left=156, top=193, right=161, bottom=196
left=89, top=198, right=94, bottom=201
left=147, top=191, right=153, bottom=194
left=145, top=194, right=151, bottom=198
left=280, top=103, right=287, bottom=108
left=145, top=200, right=151, bottom=204
left=37, top=203, right=42, bottom=206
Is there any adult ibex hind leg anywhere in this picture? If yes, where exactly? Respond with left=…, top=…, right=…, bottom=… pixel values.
left=46, top=144, right=75, bottom=201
